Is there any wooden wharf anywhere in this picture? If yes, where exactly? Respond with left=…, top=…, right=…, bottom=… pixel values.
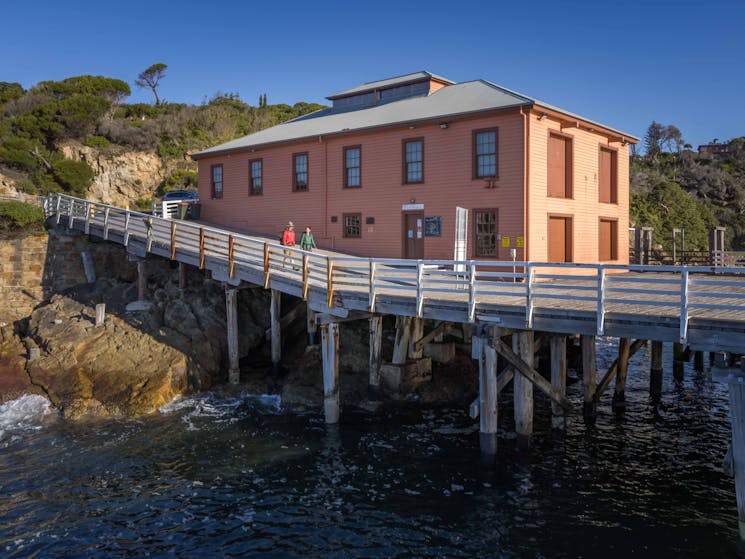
left=43, top=193, right=745, bottom=544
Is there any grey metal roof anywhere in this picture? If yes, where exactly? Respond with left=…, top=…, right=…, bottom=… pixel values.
left=192, top=80, right=531, bottom=158
left=326, top=70, right=454, bottom=100
left=191, top=78, right=637, bottom=159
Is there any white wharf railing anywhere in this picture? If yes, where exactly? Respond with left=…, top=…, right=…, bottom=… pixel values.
left=43, top=194, right=745, bottom=348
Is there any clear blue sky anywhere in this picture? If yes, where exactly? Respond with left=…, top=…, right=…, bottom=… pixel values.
left=2, top=0, right=743, bottom=148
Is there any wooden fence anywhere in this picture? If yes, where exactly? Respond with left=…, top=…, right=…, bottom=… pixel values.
left=43, top=194, right=745, bottom=348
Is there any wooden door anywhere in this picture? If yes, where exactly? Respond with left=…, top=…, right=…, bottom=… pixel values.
left=548, top=216, right=572, bottom=262
left=599, top=219, right=617, bottom=261
left=402, top=211, right=424, bottom=259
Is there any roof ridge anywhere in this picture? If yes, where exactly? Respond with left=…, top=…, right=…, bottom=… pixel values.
left=476, top=79, right=535, bottom=104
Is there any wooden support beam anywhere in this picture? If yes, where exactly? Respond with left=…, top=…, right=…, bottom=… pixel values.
left=613, top=337, right=632, bottom=413
left=95, top=303, right=105, bottom=327
left=493, top=327, right=514, bottom=394
left=594, top=339, right=645, bottom=405
left=514, top=331, right=534, bottom=439
left=582, top=334, right=597, bottom=425
left=137, top=260, right=147, bottom=301
left=270, top=289, right=281, bottom=368
left=694, top=350, right=705, bottom=372
left=265, top=301, right=306, bottom=338
left=178, top=262, right=186, bottom=291
left=314, top=311, right=369, bottom=325
left=413, top=321, right=449, bottom=353
left=479, top=337, right=498, bottom=463
left=321, top=322, right=340, bottom=424
left=650, top=340, right=663, bottom=401
left=306, top=305, right=317, bottom=346
left=492, top=338, right=572, bottom=412
left=727, top=375, right=745, bottom=545
left=369, top=316, right=383, bottom=398
left=392, top=316, right=412, bottom=365
left=497, top=367, right=514, bottom=393
left=550, top=335, right=567, bottom=426
left=673, top=342, right=685, bottom=381
left=81, top=251, right=96, bottom=283
left=225, top=287, right=240, bottom=384
left=408, top=318, right=424, bottom=360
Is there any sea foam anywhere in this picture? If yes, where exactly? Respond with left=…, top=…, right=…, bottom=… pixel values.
left=0, top=394, right=54, bottom=443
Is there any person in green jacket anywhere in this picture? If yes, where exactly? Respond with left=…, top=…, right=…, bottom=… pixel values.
left=300, top=226, right=317, bottom=251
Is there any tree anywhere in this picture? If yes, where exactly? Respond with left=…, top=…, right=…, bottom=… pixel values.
left=644, top=121, right=664, bottom=158
left=662, top=124, right=683, bottom=153
left=0, top=82, right=24, bottom=105
left=135, top=63, right=167, bottom=106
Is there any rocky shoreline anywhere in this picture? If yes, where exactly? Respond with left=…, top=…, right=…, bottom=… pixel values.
left=0, top=258, right=479, bottom=420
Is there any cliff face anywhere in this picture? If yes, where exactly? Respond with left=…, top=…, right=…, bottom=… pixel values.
left=58, top=143, right=187, bottom=206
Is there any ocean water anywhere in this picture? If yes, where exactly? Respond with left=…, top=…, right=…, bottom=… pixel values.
left=0, top=339, right=737, bottom=558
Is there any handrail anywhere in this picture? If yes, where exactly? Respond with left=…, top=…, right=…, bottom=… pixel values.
left=44, top=193, right=745, bottom=341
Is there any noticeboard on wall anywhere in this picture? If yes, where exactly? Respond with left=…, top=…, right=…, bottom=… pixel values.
left=424, top=216, right=442, bottom=237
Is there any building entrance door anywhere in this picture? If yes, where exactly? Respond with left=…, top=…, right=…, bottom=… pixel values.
left=402, top=211, right=424, bottom=259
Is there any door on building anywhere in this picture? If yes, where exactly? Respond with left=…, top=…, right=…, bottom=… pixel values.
left=402, top=211, right=424, bottom=259
left=548, top=215, right=573, bottom=262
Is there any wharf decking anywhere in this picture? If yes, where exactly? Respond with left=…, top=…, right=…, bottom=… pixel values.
left=45, top=194, right=745, bottom=353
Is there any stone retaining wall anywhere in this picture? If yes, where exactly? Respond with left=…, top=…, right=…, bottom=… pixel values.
left=0, top=228, right=130, bottom=323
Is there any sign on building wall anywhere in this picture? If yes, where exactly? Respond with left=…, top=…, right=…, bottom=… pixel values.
left=424, top=216, right=442, bottom=237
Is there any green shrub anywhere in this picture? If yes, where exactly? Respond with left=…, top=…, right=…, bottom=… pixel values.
left=163, top=169, right=198, bottom=191
left=134, top=198, right=153, bottom=211
left=15, top=180, right=38, bottom=194
left=52, top=159, right=94, bottom=197
left=84, top=135, right=111, bottom=148
left=0, top=136, right=40, bottom=171
left=0, top=200, right=46, bottom=234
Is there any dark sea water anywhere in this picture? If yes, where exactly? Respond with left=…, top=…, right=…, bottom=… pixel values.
left=0, top=338, right=738, bottom=558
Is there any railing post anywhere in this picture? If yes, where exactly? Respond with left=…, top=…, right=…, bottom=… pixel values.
left=596, top=266, right=606, bottom=335
left=55, top=195, right=62, bottom=225
left=263, top=243, right=270, bottom=289
left=228, top=234, right=235, bottom=278
left=145, top=217, right=153, bottom=252
left=468, top=261, right=476, bottom=322
left=84, top=201, right=91, bottom=234
left=302, top=253, right=309, bottom=300
left=103, top=207, right=110, bottom=240
left=416, top=261, right=424, bottom=318
left=68, top=198, right=74, bottom=229
left=170, top=221, right=177, bottom=260
left=123, top=210, right=131, bottom=246
left=368, top=260, right=376, bottom=312
left=326, top=257, right=334, bottom=308
left=526, top=264, right=535, bottom=329
left=199, top=228, right=205, bottom=269
left=680, top=268, right=689, bottom=343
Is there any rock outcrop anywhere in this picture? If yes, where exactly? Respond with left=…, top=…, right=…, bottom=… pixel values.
left=5, top=264, right=271, bottom=419
left=58, top=142, right=186, bottom=207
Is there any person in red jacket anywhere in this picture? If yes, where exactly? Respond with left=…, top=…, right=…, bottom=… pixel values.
left=281, top=221, right=295, bottom=268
